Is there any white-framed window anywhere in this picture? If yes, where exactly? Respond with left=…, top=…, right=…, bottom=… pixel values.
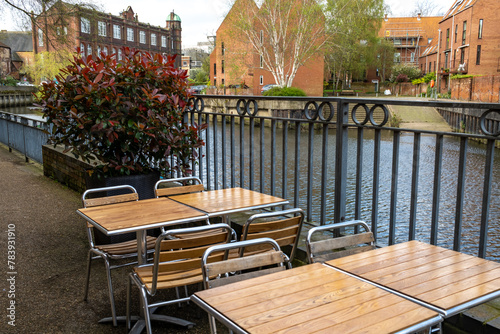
left=80, top=43, right=85, bottom=56
left=161, top=35, right=167, bottom=47
left=118, top=48, right=123, bottom=60
left=260, top=75, right=264, bottom=85
left=98, top=21, right=106, bottom=36
left=87, top=44, right=92, bottom=57
left=139, top=31, right=146, bottom=44
left=38, top=28, right=43, bottom=46
left=103, top=46, right=108, bottom=56
left=151, top=33, right=157, bottom=46
left=127, top=28, right=134, bottom=42
left=112, top=47, right=116, bottom=58
left=81, top=17, right=90, bottom=34
left=113, top=24, right=121, bottom=39
left=97, top=45, right=101, bottom=56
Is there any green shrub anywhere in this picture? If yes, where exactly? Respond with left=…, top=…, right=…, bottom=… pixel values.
left=1, top=76, right=18, bottom=86
left=263, top=86, right=307, bottom=96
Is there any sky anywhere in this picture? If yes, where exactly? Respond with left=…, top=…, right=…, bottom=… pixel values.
left=0, top=0, right=457, bottom=49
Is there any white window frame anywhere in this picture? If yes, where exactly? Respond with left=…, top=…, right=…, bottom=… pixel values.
left=112, top=47, right=116, bottom=58
left=80, top=43, right=85, bottom=56
left=87, top=44, right=92, bottom=57
left=151, top=33, right=157, bottom=46
left=113, top=25, right=121, bottom=39
left=97, top=45, right=101, bottom=56
left=81, top=17, right=90, bottom=34
left=140, top=31, right=146, bottom=44
left=103, top=46, right=108, bottom=56
left=98, top=21, right=106, bottom=37
left=118, top=48, right=123, bottom=60
left=161, top=36, right=167, bottom=47
left=127, top=28, right=134, bottom=42
left=38, top=29, right=44, bottom=46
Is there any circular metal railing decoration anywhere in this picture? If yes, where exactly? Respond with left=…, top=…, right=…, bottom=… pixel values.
left=235, top=99, right=259, bottom=117
left=187, top=97, right=204, bottom=113
left=480, top=109, right=500, bottom=137
left=351, top=103, right=389, bottom=127
left=318, top=102, right=335, bottom=122
left=304, top=101, right=319, bottom=120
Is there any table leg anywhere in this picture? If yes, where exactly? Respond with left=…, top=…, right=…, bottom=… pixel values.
left=136, top=230, right=147, bottom=265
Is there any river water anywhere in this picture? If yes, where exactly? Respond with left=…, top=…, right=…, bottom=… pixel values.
left=5, top=106, right=499, bottom=260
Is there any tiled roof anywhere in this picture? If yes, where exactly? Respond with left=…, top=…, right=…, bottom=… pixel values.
left=0, top=31, right=33, bottom=52
left=442, top=0, right=478, bottom=21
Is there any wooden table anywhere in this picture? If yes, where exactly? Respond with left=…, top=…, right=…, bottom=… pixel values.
left=191, top=263, right=442, bottom=334
left=325, top=240, right=500, bottom=317
left=77, top=197, right=208, bottom=264
left=169, top=187, right=289, bottom=218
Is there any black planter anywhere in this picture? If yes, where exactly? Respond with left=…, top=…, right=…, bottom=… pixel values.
left=85, top=171, right=161, bottom=244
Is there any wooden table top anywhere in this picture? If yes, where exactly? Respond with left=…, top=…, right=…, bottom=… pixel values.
left=192, top=262, right=441, bottom=334
left=169, top=187, right=288, bottom=215
left=77, top=197, right=208, bottom=235
left=325, top=240, right=500, bottom=317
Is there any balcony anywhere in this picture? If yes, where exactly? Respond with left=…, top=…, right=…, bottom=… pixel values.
left=450, top=60, right=468, bottom=74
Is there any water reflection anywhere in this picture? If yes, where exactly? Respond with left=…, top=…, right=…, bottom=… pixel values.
left=199, top=120, right=500, bottom=261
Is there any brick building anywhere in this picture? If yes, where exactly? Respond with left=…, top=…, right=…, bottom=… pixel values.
left=32, top=4, right=182, bottom=68
left=0, top=31, right=34, bottom=80
left=210, top=0, right=324, bottom=96
left=436, top=0, right=500, bottom=94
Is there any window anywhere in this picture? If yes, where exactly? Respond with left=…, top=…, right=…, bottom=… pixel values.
left=98, top=21, right=106, bottom=36
left=428, top=62, right=431, bottom=73
left=140, top=31, right=146, bottom=44
left=81, top=17, right=90, bottom=34
left=56, top=27, right=67, bottom=36
left=260, top=30, right=263, bottom=44
left=87, top=44, right=92, bottom=57
left=80, top=43, right=85, bottom=56
left=476, top=45, right=481, bottom=65
left=410, top=52, right=415, bottom=63
left=454, top=24, right=458, bottom=43
left=222, top=60, right=224, bottom=74
left=260, top=55, right=263, bottom=68
left=151, top=33, right=157, bottom=46
left=161, top=36, right=167, bottom=47
left=478, top=19, right=483, bottom=39
left=260, top=75, right=264, bottom=85
left=112, top=47, right=116, bottom=58
left=213, top=63, right=216, bottom=75
left=97, top=45, right=101, bottom=56
left=113, top=25, right=121, bottom=39
left=127, top=28, right=134, bottom=42
left=38, top=28, right=43, bottom=46
left=444, top=52, right=449, bottom=68
left=394, top=53, right=401, bottom=63
left=103, top=46, right=108, bottom=56
left=118, top=48, right=122, bottom=60
left=462, top=21, right=467, bottom=45
left=214, top=79, right=217, bottom=86
left=221, top=42, right=225, bottom=56
left=183, top=61, right=188, bottom=67
left=446, top=28, right=450, bottom=49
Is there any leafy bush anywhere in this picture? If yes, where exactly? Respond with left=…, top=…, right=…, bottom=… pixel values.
left=396, top=74, right=408, bottom=83
left=390, top=63, right=422, bottom=82
left=1, top=76, right=18, bottom=86
left=263, top=86, right=307, bottom=96
left=37, top=48, right=207, bottom=177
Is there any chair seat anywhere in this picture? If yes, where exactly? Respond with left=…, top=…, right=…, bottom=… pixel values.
left=134, top=266, right=203, bottom=291
left=96, top=235, right=156, bottom=256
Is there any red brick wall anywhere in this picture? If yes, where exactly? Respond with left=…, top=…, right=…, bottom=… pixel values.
left=451, top=75, right=500, bottom=102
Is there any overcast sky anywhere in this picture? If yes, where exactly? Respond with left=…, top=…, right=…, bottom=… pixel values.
left=0, top=0, right=457, bottom=49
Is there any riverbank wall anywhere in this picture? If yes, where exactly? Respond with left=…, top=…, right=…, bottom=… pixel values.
left=0, top=86, right=37, bottom=108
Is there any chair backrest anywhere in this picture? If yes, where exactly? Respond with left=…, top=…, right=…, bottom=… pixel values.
left=306, top=220, right=375, bottom=264
left=241, top=208, right=304, bottom=262
left=154, top=176, right=204, bottom=198
left=81, top=185, right=139, bottom=246
left=201, top=238, right=290, bottom=289
left=149, top=223, right=234, bottom=295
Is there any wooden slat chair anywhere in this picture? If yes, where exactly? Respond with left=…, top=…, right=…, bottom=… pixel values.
left=305, top=220, right=375, bottom=264
left=82, top=185, right=156, bottom=327
left=126, top=223, right=234, bottom=334
left=201, top=238, right=291, bottom=333
left=236, top=208, right=304, bottom=264
left=154, top=176, right=204, bottom=198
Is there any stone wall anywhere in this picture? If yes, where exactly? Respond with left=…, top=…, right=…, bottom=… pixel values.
left=42, top=145, right=92, bottom=193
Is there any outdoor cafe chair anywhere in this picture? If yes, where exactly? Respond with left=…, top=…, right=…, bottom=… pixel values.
left=200, top=238, right=291, bottom=333
left=305, top=220, right=375, bottom=264
left=126, top=223, right=234, bottom=334
left=236, top=208, right=304, bottom=264
left=154, top=176, right=204, bottom=198
left=81, top=185, right=156, bottom=327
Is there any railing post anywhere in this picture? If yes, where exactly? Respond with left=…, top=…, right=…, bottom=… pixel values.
left=334, top=100, right=349, bottom=224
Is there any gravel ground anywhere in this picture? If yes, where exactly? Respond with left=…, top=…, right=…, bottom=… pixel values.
left=0, top=144, right=213, bottom=334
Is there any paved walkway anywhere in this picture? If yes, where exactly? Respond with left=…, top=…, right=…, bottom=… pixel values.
left=387, top=99, right=452, bottom=132
left=0, top=144, right=210, bottom=333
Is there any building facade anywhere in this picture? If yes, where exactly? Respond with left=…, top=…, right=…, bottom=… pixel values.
left=32, top=4, right=182, bottom=68
left=210, top=0, right=324, bottom=96
left=436, top=0, right=500, bottom=93
left=0, top=31, right=34, bottom=80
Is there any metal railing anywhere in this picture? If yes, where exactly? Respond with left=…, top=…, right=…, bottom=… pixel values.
left=0, top=112, right=49, bottom=163
left=185, top=95, right=500, bottom=260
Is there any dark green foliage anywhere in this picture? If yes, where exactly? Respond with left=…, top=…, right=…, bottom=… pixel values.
left=37, top=48, right=207, bottom=177
left=263, top=86, right=307, bottom=96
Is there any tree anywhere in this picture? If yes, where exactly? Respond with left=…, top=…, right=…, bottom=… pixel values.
left=23, top=50, right=73, bottom=84
left=324, top=0, right=385, bottom=88
left=227, top=0, right=327, bottom=88
left=408, top=0, right=444, bottom=16
left=1, top=0, right=99, bottom=52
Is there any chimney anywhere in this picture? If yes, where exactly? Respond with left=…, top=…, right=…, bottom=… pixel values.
left=384, top=14, right=388, bottom=21
left=417, top=13, right=421, bottom=20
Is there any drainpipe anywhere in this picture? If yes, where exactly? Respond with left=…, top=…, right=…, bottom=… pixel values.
left=437, top=29, right=441, bottom=94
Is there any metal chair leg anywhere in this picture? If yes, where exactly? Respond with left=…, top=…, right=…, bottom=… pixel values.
left=103, top=257, right=118, bottom=327
left=209, top=314, right=217, bottom=334
left=83, top=250, right=93, bottom=301
left=139, top=287, right=152, bottom=334
left=126, top=275, right=132, bottom=330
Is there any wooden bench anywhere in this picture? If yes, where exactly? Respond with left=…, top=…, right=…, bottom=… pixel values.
left=341, top=89, right=355, bottom=95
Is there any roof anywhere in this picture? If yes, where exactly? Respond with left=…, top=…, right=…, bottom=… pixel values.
left=442, top=0, right=478, bottom=21
left=0, top=31, right=33, bottom=52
